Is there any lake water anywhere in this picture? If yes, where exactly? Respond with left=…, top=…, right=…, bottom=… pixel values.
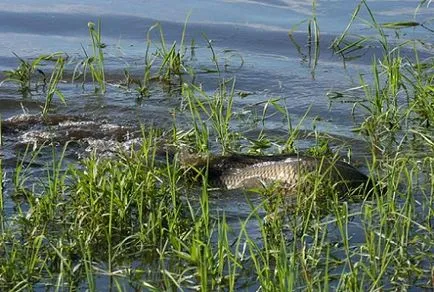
left=1, top=0, right=431, bottom=121
left=0, top=0, right=433, bottom=290
left=1, top=0, right=431, bottom=142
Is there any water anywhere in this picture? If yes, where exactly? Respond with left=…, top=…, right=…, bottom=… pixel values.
left=0, top=0, right=433, bottom=290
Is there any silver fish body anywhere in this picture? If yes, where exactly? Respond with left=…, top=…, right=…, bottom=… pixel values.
left=200, top=154, right=370, bottom=194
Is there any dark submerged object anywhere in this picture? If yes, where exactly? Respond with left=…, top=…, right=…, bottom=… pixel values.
left=182, top=153, right=371, bottom=195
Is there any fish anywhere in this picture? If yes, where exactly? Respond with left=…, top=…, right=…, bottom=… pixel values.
left=181, top=153, right=371, bottom=195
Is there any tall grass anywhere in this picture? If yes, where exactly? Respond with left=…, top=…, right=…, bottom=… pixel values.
left=73, top=20, right=106, bottom=93
left=327, top=0, right=434, bottom=155
left=288, top=0, right=320, bottom=78
left=87, top=20, right=106, bottom=93
left=42, top=55, right=66, bottom=116
left=0, top=52, right=65, bottom=98
left=1, top=106, right=433, bottom=291
left=182, top=78, right=236, bottom=154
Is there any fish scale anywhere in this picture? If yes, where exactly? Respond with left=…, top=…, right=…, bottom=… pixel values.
left=200, top=154, right=370, bottom=194
left=213, top=158, right=315, bottom=190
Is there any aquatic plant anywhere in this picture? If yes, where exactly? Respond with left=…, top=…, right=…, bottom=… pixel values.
left=1, top=113, right=433, bottom=290
left=0, top=52, right=65, bottom=98
left=119, top=17, right=198, bottom=98
left=121, top=17, right=193, bottom=97
left=182, top=78, right=237, bottom=154
left=288, top=0, right=320, bottom=79
left=73, top=20, right=106, bottom=94
left=42, top=55, right=66, bottom=116
left=327, top=0, right=434, bottom=154
left=0, top=52, right=66, bottom=115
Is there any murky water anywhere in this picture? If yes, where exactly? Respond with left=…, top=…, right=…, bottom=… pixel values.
left=0, top=0, right=433, bottom=290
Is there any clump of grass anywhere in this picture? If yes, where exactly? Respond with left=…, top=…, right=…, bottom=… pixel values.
left=327, top=0, right=434, bottom=154
left=42, top=55, right=66, bottom=116
left=73, top=20, right=106, bottom=94
left=0, top=52, right=66, bottom=115
left=119, top=17, right=198, bottom=98
left=0, top=130, right=197, bottom=290
left=182, top=78, right=237, bottom=154
left=1, top=52, right=65, bottom=98
left=149, top=15, right=192, bottom=86
left=288, top=0, right=320, bottom=78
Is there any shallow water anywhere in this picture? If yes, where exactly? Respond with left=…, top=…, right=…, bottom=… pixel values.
left=0, top=0, right=433, bottom=290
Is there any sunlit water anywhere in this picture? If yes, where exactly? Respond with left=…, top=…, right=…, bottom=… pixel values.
left=0, top=0, right=433, bottom=290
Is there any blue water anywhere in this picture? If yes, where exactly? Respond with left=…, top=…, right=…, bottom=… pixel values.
left=0, top=0, right=431, bottom=61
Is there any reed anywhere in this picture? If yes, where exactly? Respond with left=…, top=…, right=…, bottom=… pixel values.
left=73, top=20, right=106, bottom=94
left=288, top=0, right=320, bottom=78
left=42, top=55, right=66, bottom=116
left=1, top=52, right=65, bottom=98
left=182, top=78, right=237, bottom=154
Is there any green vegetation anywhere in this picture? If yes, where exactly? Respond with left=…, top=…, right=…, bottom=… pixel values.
left=42, top=55, right=66, bottom=116
left=182, top=78, right=237, bottom=154
left=0, top=0, right=433, bottom=290
left=328, top=0, right=434, bottom=155
left=288, top=0, right=320, bottom=78
left=73, top=20, right=106, bottom=94
left=0, top=52, right=65, bottom=98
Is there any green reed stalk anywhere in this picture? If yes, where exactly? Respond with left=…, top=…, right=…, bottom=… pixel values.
left=427, top=158, right=434, bottom=223
left=287, top=0, right=320, bottom=77
left=197, top=176, right=211, bottom=290
left=139, top=23, right=160, bottom=96
left=182, top=83, right=210, bottom=151
left=135, top=129, right=157, bottom=234
left=215, top=214, right=238, bottom=290
left=43, top=55, right=65, bottom=116
left=79, top=235, right=96, bottom=292
left=48, top=239, right=73, bottom=291
left=107, top=176, right=114, bottom=278
left=307, top=0, right=320, bottom=78
left=1, top=52, right=65, bottom=97
left=182, top=79, right=236, bottom=154
left=88, top=20, right=106, bottom=93
left=331, top=1, right=363, bottom=51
